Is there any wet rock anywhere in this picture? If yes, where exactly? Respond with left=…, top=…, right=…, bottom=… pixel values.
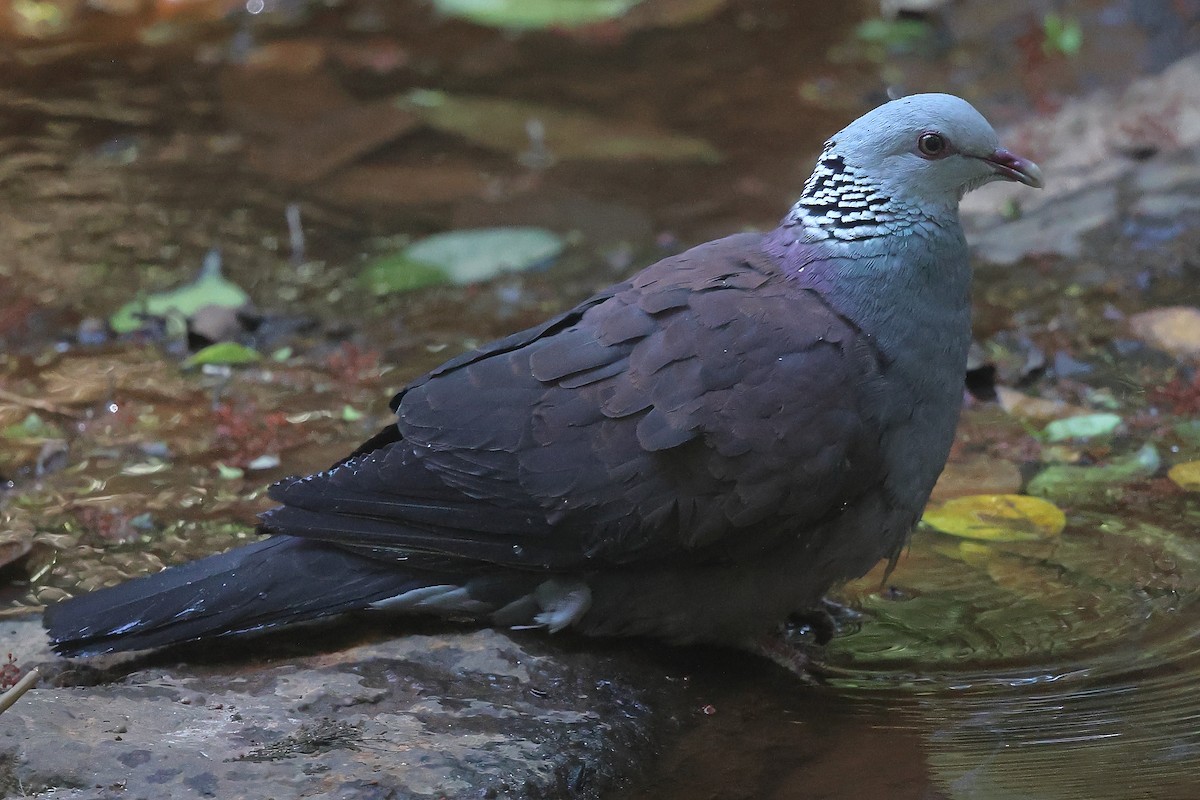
left=962, top=52, right=1200, bottom=264
left=0, top=618, right=669, bottom=799
left=1052, top=350, right=1094, bottom=379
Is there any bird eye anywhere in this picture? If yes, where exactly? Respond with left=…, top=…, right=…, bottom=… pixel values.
left=917, top=132, right=948, bottom=158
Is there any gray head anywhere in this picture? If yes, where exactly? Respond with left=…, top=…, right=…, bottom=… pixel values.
left=785, top=93, right=1042, bottom=240
left=829, top=93, right=1042, bottom=205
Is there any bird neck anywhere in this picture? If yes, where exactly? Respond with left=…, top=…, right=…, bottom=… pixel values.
left=764, top=206, right=972, bottom=368
left=783, top=147, right=952, bottom=242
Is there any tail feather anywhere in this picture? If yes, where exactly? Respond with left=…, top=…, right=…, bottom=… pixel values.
left=43, top=536, right=433, bottom=657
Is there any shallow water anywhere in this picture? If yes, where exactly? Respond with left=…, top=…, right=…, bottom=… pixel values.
left=2, top=1, right=1200, bottom=798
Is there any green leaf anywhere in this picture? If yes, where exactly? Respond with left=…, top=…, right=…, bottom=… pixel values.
left=922, top=494, right=1066, bottom=542
left=1043, top=412, right=1123, bottom=442
left=398, top=90, right=722, bottom=164
left=431, top=0, right=642, bottom=30
left=183, top=342, right=262, bottom=368
left=361, top=254, right=451, bottom=296
left=111, top=251, right=250, bottom=335
left=854, top=18, right=930, bottom=48
left=1042, top=12, right=1082, bottom=57
left=1174, top=420, right=1200, bottom=447
left=1, top=412, right=58, bottom=440
left=1027, top=444, right=1161, bottom=501
left=363, top=227, right=565, bottom=294
left=215, top=462, right=244, bottom=480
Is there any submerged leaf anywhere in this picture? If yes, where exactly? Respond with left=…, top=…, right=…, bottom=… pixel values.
left=40, top=352, right=189, bottom=403
left=1168, top=461, right=1200, bottom=492
left=855, top=18, right=930, bottom=47
left=929, top=454, right=1023, bottom=502
left=431, top=0, right=642, bottom=29
left=183, top=342, right=262, bottom=368
left=111, top=251, right=250, bottom=335
left=1042, top=12, right=1083, bottom=57
left=1043, top=412, right=1123, bottom=442
left=215, top=462, right=244, bottom=480
left=922, top=494, right=1066, bottom=542
left=995, top=386, right=1087, bottom=421
left=246, top=454, right=281, bottom=471
left=1027, top=444, right=1162, bottom=501
left=1, top=412, right=58, bottom=440
left=1175, top=420, right=1200, bottom=446
left=361, top=254, right=451, bottom=295
left=399, top=89, right=722, bottom=163
left=363, top=227, right=565, bottom=294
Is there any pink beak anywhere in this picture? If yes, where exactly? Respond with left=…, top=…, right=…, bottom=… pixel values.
left=982, top=147, right=1044, bottom=188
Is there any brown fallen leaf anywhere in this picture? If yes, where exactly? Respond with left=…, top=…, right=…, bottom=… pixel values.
left=0, top=388, right=80, bottom=418
left=241, top=38, right=328, bottom=74
left=0, top=512, right=33, bottom=571
left=219, top=67, right=355, bottom=138
left=1128, top=306, right=1200, bottom=359
left=40, top=352, right=189, bottom=404
left=930, top=454, right=1023, bottom=503
left=619, top=0, right=730, bottom=29
left=245, top=101, right=419, bottom=185
left=994, top=386, right=1088, bottom=422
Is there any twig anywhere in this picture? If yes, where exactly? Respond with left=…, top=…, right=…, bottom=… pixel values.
left=0, top=388, right=80, bottom=418
left=0, top=667, right=40, bottom=715
left=0, top=605, right=45, bottom=619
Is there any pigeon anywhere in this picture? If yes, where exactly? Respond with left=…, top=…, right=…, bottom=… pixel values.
left=44, top=94, right=1042, bottom=658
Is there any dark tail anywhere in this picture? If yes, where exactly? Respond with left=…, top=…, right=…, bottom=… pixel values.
left=43, top=536, right=430, bottom=657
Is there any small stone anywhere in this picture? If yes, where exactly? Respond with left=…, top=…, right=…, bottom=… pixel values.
left=1128, top=307, right=1200, bottom=359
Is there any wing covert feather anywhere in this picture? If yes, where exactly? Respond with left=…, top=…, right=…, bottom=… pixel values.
left=265, top=233, right=887, bottom=570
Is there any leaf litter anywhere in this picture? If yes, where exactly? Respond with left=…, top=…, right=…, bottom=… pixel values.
left=399, top=89, right=723, bottom=164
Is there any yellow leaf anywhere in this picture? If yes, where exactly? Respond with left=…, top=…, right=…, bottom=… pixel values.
left=1168, top=461, right=1200, bottom=492
left=922, top=494, right=1066, bottom=542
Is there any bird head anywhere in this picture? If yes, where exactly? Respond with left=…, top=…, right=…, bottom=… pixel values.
left=826, top=93, right=1043, bottom=210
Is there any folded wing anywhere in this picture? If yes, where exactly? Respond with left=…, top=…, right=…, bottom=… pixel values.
left=263, top=232, right=888, bottom=572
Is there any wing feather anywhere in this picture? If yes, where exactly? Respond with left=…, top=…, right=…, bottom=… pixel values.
left=262, top=232, right=887, bottom=571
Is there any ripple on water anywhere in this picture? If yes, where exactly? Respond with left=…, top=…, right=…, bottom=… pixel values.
left=821, top=507, right=1200, bottom=799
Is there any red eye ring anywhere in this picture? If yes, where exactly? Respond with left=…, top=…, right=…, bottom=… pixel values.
left=917, top=132, right=949, bottom=158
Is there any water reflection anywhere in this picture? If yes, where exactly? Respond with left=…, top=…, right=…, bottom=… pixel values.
left=633, top=502, right=1200, bottom=799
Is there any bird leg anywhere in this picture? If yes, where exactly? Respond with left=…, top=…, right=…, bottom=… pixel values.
left=753, top=599, right=864, bottom=682
left=787, top=597, right=864, bottom=645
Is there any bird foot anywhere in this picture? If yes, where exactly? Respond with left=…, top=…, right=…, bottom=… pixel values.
left=784, top=598, right=863, bottom=646
left=754, top=599, right=863, bottom=682
left=752, top=631, right=827, bottom=684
